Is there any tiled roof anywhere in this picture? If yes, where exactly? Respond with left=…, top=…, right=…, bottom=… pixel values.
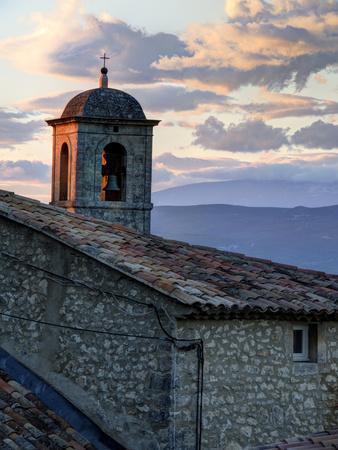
left=251, top=429, right=338, bottom=450
left=0, top=368, right=96, bottom=449
left=1, top=190, right=338, bottom=318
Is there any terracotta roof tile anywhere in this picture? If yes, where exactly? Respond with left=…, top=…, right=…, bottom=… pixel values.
left=251, top=430, right=338, bottom=450
left=0, top=368, right=100, bottom=449
left=2, top=190, right=338, bottom=318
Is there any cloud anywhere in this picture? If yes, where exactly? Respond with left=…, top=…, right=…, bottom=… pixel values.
left=0, top=160, right=51, bottom=182
left=225, top=0, right=338, bottom=23
left=152, top=152, right=246, bottom=190
left=0, top=109, right=45, bottom=149
left=155, top=152, right=241, bottom=170
left=2, top=0, right=338, bottom=95
left=152, top=167, right=174, bottom=184
left=154, top=1, right=338, bottom=91
left=225, top=0, right=272, bottom=21
left=186, top=157, right=338, bottom=183
left=0, top=1, right=189, bottom=85
left=51, top=20, right=189, bottom=84
left=265, top=0, right=338, bottom=19
left=193, top=116, right=288, bottom=152
left=0, top=160, right=51, bottom=202
left=160, top=120, right=200, bottom=128
left=21, top=85, right=229, bottom=116
left=156, top=45, right=338, bottom=94
left=129, top=85, right=229, bottom=112
left=20, top=91, right=80, bottom=115
left=193, top=117, right=338, bottom=152
left=152, top=152, right=338, bottom=190
left=292, top=120, right=338, bottom=149
left=236, top=90, right=338, bottom=120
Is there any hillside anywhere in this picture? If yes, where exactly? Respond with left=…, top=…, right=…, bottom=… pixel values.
left=153, top=180, right=338, bottom=208
left=152, top=204, right=338, bottom=274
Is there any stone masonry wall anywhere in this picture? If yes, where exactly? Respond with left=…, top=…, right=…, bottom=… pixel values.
left=175, top=319, right=338, bottom=450
left=52, top=122, right=78, bottom=203
left=4, top=214, right=338, bottom=450
left=51, top=121, right=154, bottom=234
left=0, top=216, right=193, bottom=450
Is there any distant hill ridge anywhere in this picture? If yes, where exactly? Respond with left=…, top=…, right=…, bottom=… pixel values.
left=152, top=203, right=338, bottom=274
left=153, top=180, right=338, bottom=208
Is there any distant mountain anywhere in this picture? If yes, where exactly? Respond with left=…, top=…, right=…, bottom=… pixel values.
left=153, top=180, right=338, bottom=208
left=151, top=204, right=338, bottom=274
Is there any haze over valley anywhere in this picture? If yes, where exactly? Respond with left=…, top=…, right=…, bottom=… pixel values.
left=152, top=180, right=338, bottom=274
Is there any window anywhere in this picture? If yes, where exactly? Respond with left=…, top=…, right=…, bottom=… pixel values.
left=101, top=143, right=126, bottom=202
left=59, top=143, right=69, bottom=201
left=293, top=325, right=308, bottom=361
left=293, top=324, right=318, bottom=362
left=113, top=126, right=119, bottom=133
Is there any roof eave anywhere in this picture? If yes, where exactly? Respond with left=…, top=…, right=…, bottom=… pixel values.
left=46, top=116, right=161, bottom=127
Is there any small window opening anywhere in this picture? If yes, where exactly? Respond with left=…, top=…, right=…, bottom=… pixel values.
left=101, top=143, right=126, bottom=202
left=59, top=143, right=69, bottom=201
left=293, top=324, right=317, bottom=362
left=113, top=126, right=119, bottom=133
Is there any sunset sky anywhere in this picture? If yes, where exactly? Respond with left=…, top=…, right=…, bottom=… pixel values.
left=1, top=0, right=338, bottom=201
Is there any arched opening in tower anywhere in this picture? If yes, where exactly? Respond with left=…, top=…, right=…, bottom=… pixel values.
left=59, top=143, right=69, bottom=201
left=101, top=143, right=126, bottom=202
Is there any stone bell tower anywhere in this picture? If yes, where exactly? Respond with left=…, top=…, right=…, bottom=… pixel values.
left=47, top=56, right=159, bottom=234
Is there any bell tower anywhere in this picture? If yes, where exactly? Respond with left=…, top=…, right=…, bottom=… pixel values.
left=47, top=56, right=159, bottom=234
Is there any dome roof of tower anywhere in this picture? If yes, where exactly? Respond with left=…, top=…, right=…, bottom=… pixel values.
left=61, top=88, right=146, bottom=120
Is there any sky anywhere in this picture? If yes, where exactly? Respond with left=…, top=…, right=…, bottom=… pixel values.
left=1, top=0, right=338, bottom=202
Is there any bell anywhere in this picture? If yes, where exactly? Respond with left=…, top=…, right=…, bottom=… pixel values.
left=104, top=175, right=120, bottom=191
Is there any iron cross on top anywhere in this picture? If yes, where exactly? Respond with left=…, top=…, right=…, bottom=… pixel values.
left=100, top=53, right=110, bottom=68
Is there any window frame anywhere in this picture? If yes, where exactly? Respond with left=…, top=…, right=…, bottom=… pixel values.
left=293, top=324, right=309, bottom=362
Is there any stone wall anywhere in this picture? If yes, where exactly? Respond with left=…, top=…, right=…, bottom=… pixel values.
left=3, top=214, right=338, bottom=450
left=50, top=120, right=154, bottom=234
left=175, top=319, right=338, bottom=450
left=51, top=121, right=78, bottom=203
left=0, top=216, right=192, bottom=450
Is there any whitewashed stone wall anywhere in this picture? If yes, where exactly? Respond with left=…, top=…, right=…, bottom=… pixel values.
left=2, top=215, right=338, bottom=450
left=175, top=319, right=338, bottom=450
left=0, top=217, right=185, bottom=450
